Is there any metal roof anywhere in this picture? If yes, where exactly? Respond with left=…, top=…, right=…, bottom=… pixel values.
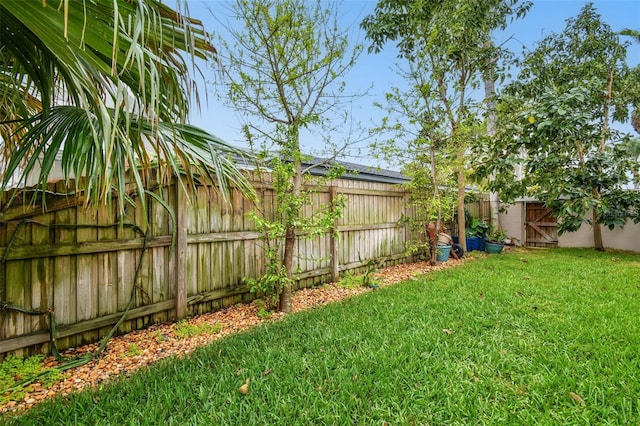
left=303, top=157, right=408, bottom=184
left=233, top=154, right=408, bottom=185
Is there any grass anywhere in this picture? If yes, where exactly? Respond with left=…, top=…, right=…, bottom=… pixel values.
left=173, top=320, right=222, bottom=339
left=3, top=248, right=640, bottom=425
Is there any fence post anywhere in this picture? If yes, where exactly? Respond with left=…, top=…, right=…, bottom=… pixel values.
left=175, top=180, right=187, bottom=319
left=329, top=186, right=339, bottom=283
left=403, top=193, right=410, bottom=262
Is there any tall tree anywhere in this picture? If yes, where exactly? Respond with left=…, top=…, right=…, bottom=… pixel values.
left=0, top=0, right=253, bottom=214
left=219, top=0, right=361, bottom=312
left=361, top=0, right=530, bottom=251
left=478, top=4, right=640, bottom=249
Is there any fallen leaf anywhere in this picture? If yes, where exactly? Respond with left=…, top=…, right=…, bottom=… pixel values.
left=261, top=368, right=273, bottom=377
left=238, top=378, right=251, bottom=395
left=569, top=391, right=585, bottom=406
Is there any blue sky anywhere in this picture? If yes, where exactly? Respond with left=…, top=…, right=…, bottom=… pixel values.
left=182, top=0, right=640, bottom=169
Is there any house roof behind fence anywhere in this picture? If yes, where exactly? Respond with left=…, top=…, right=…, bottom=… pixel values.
left=304, top=157, right=408, bottom=184
left=233, top=154, right=408, bottom=185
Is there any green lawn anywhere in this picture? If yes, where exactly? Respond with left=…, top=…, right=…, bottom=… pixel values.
left=4, top=248, right=640, bottom=425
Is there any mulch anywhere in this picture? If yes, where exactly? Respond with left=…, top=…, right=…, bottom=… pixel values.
left=1, top=257, right=471, bottom=416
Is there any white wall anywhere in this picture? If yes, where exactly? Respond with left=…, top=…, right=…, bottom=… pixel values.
left=559, top=213, right=640, bottom=252
left=500, top=201, right=640, bottom=252
left=498, top=202, right=524, bottom=246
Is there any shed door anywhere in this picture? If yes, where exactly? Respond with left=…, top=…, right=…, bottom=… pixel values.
left=525, top=202, right=558, bottom=248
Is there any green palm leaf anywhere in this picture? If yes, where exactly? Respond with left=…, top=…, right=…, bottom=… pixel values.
left=0, top=0, right=254, bottom=213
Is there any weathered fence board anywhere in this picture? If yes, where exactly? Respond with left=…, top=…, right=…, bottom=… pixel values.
left=1, top=174, right=455, bottom=359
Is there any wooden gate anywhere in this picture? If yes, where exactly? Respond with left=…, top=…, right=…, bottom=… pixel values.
left=525, top=202, right=558, bottom=248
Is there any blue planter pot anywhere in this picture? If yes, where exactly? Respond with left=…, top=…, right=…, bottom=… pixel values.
left=465, top=237, right=474, bottom=252
left=470, top=237, right=480, bottom=251
left=436, top=244, right=452, bottom=262
left=485, top=242, right=505, bottom=254
left=478, top=236, right=486, bottom=251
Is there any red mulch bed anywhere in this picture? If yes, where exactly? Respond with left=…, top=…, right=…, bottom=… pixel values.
left=1, top=257, right=470, bottom=415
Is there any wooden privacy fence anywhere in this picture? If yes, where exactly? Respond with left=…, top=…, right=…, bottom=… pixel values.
left=0, top=175, right=410, bottom=358
left=465, top=193, right=491, bottom=223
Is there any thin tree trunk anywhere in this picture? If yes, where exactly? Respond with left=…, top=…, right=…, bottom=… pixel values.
left=593, top=211, right=604, bottom=251
left=280, top=143, right=303, bottom=313
left=592, top=188, right=604, bottom=251
left=431, top=142, right=440, bottom=265
left=590, top=70, right=612, bottom=252
left=432, top=59, right=466, bottom=251
left=280, top=226, right=295, bottom=312
left=457, top=148, right=466, bottom=251
left=600, top=69, right=614, bottom=151
left=483, top=43, right=500, bottom=230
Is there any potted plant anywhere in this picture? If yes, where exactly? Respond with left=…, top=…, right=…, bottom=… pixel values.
left=466, top=219, right=489, bottom=251
left=473, top=219, right=489, bottom=250
left=485, top=227, right=507, bottom=254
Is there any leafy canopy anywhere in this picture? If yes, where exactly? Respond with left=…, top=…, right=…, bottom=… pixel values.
left=361, top=0, right=530, bottom=250
left=478, top=3, right=640, bottom=236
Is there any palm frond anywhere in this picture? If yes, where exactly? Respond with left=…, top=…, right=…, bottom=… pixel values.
left=0, top=0, right=252, bottom=214
left=4, top=105, right=255, bottom=212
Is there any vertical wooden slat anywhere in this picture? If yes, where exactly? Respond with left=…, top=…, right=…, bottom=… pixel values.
left=210, top=191, right=223, bottom=292
left=97, top=203, right=117, bottom=320
left=116, top=193, right=137, bottom=334
left=232, top=189, right=244, bottom=287
left=197, top=185, right=210, bottom=295
left=243, top=193, right=256, bottom=287
left=221, top=190, right=233, bottom=290
left=151, top=186, right=168, bottom=324
left=166, top=183, right=177, bottom=309
left=5, top=220, right=28, bottom=355
left=135, top=193, right=152, bottom=328
left=31, top=211, right=53, bottom=347
left=175, top=182, right=187, bottom=320
left=76, top=206, right=98, bottom=344
left=329, top=185, right=340, bottom=282
left=184, top=189, right=197, bottom=309
left=53, top=184, right=77, bottom=349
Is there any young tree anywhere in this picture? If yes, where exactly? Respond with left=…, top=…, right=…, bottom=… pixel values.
left=219, top=0, right=361, bottom=312
left=478, top=4, right=640, bottom=250
left=361, top=0, right=530, bottom=251
left=371, top=61, right=457, bottom=264
left=0, top=0, right=252, bottom=214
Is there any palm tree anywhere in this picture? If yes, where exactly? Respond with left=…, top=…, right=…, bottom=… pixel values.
left=0, top=0, right=253, bottom=214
